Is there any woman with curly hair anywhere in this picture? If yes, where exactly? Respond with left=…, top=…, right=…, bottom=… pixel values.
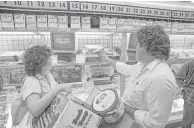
left=99, top=25, right=177, bottom=128
left=18, top=45, right=71, bottom=128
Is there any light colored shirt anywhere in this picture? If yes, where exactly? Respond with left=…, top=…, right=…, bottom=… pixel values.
left=18, top=72, right=56, bottom=128
left=116, top=59, right=177, bottom=128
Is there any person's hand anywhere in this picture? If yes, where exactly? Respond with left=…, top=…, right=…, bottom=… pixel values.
left=53, top=83, right=72, bottom=94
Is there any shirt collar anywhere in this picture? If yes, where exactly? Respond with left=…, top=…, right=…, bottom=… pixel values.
left=145, top=59, right=162, bottom=71
left=35, top=74, right=44, bottom=80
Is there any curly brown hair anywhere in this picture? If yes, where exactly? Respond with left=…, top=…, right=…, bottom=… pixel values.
left=136, top=25, right=170, bottom=60
left=23, top=45, right=52, bottom=76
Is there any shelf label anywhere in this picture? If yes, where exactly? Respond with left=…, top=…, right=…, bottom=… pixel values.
left=70, top=1, right=80, bottom=11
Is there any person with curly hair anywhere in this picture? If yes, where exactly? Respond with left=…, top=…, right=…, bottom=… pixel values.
left=18, top=45, right=71, bottom=128
left=99, top=25, right=177, bottom=128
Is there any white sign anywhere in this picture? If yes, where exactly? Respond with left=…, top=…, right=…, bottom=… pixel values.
left=71, top=16, right=80, bottom=29
left=100, top=17, right=109, bottom=29
left=26, top=15, right=37, bottom=29
left=108, top=18, right=117, bottom=30
left=1, top=13, right=14, bottom=28
left=58, top=16, right=68, bottom=29
left=81, top=17, right=91, bottom=29
left=48, top=15, right=58, bottom=28
left=37, top=15, right=48, bottom=28
left=14, top=14, right=25, bottom=28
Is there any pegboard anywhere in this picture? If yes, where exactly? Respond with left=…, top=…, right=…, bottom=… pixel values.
left=0, top=32, right=51, bottom=54
left=76, top=32, right=122, bottom=52
left=170, top=35, right=194, bottom=49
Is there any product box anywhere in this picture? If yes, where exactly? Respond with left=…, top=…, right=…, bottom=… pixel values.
left=31, top=93, right=69, bottom=128
left=51, top=64, right=82, bottom=84
left=55, top=100, right=102, bottom=128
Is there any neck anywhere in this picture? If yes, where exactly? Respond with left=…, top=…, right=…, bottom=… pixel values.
left=38, top=70, right=46, bottom=78
left=140, top=56, right=156, bottom=66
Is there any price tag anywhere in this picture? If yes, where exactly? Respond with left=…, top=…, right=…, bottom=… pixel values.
left=70, top=2, right=80, bottom=11
left=1, top=14, right=14, bottom=28
left=37, top=15, right=48, bottom=28
left=71, top=16, right=80, bottom=29
left=26, top=15, right=37, bottom=29
left=58, top=16, right=68, bottom=29
left=100, top=17, right=109, bottom=29
left=48, top=15, right=58, bottom=28
left=14, top=14, right=25, bottom=28
left=81, top=17, right=91, bottom=29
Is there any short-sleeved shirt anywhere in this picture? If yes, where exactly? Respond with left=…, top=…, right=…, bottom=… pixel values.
left=116, top=59, right=177, bottom=128
left=18, top=72, right=56, bottom=128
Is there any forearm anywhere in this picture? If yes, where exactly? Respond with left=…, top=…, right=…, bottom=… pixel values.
left=28, top=89, right=58, bottom=117
left=124, top=104, right=138, bottom=119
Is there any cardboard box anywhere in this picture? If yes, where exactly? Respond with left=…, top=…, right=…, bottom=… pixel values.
left=31, top=93, right=101, bottom=128
left=54, top=100, right=102, bottom=128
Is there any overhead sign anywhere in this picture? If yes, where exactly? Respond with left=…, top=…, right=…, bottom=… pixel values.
left=0, top=1, right=194, bottom=20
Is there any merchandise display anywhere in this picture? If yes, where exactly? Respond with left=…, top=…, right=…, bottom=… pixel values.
left=0, top=1, right=194, bottom=128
